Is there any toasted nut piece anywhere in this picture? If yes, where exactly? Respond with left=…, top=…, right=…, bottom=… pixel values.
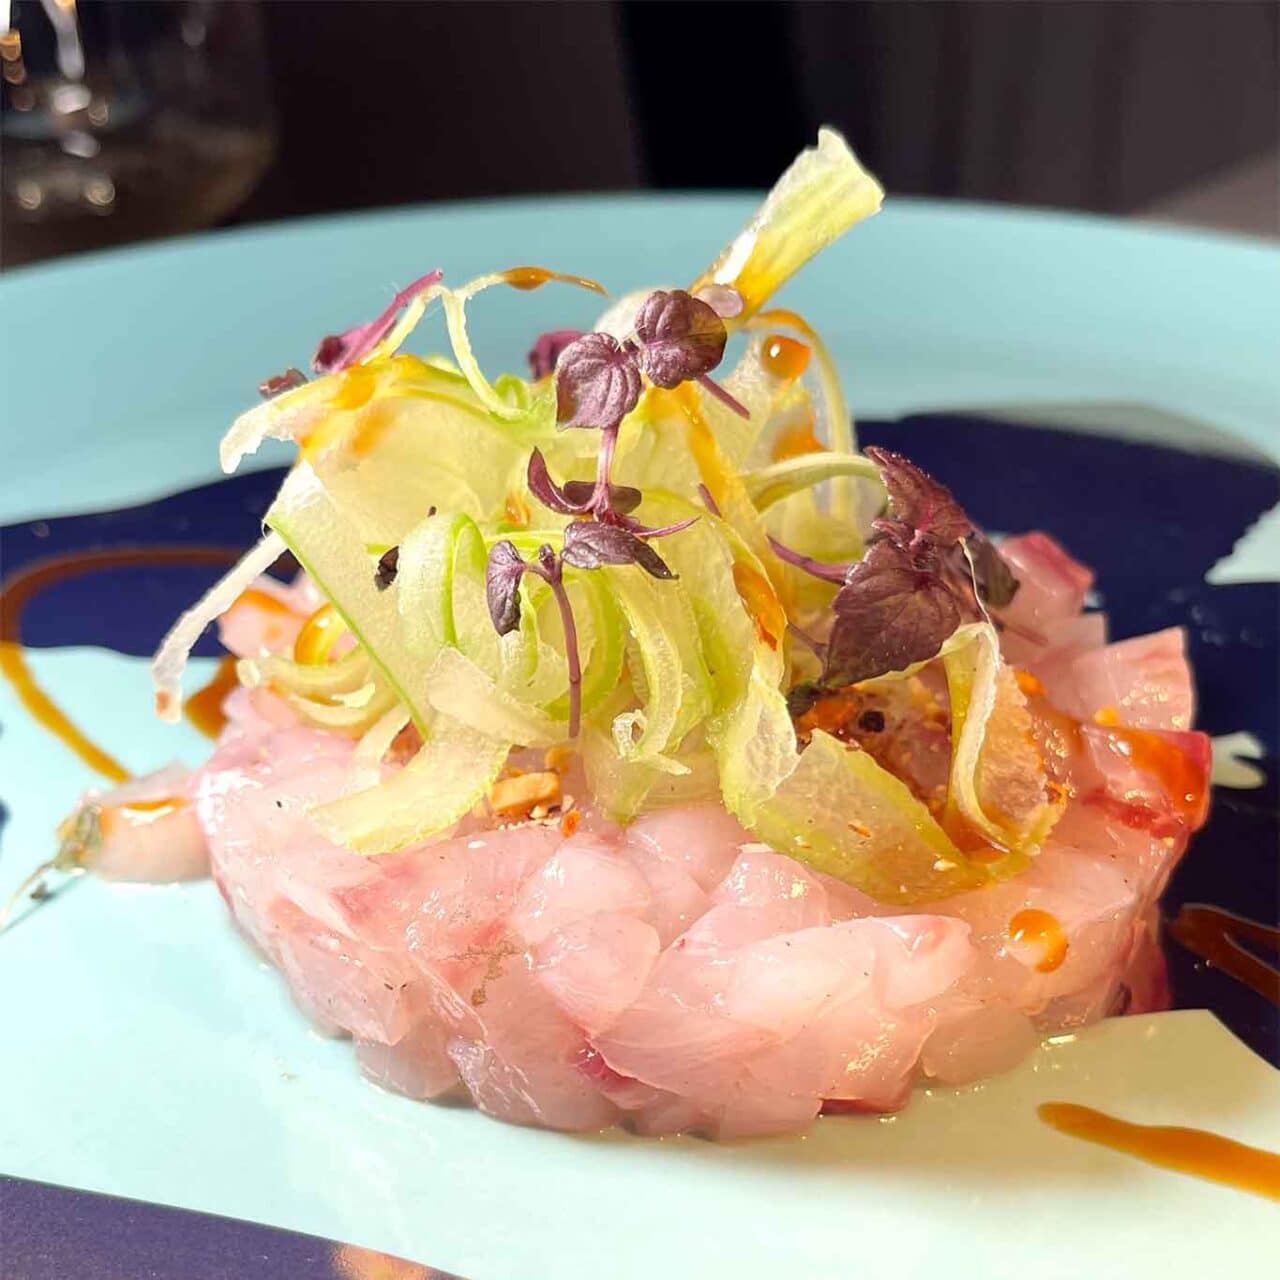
left=543, top=744, right=574, bottom=775
left=488, top=770, right=561, bottom=818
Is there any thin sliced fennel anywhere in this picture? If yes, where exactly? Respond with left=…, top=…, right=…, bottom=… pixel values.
left=693, top=127, right=883, bottom=318
left=742, top=450, right=882, bottom=512
left=152, top=530, right=286, bottom=721
left=311, top=712, right=508, bottom=853
left=942, top=623, right=1058, bottom=862
left=265, top=463, right=441, bottom=733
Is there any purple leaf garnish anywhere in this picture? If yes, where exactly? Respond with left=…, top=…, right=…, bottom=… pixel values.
left=769, top=447, right=1022, bottom=696
left=485, top=540, right=527, bottom=635
left=527, top=449, right=591, bottom=514
left=864, top=446, right=973, bottom=548
left=561, top=480, right=643, bottom=515
left=632, top=289, right=728, bottom=389
left=258, top=367, right=308, bottom=399
left=554, top=333, right=643, bottom=430
left=528, top=329, right=586, bottom=380
left=312, top=268, right=443, bottom=375
left=823, top=540, right=963, bottom=687
left=526, top=449, right=644, bottom=518
left=561, top=520, right=675, bottom=580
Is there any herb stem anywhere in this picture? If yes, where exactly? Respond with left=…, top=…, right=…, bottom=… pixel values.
left=528, top=552, right=583, bottom=739
left=592, top=423, right=620, bottom=518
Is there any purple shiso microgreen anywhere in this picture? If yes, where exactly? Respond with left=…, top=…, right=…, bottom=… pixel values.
left=560, top=520, right=676, bottom=579
left=485, top=517, right=683, bottom=739
left=554, top=333, right=643, bottom=431
left=632, top=290, right=728, bottom=388
left=484, top=540, right=528, bottom=637
left=767, top=448, right=1023, bottom=692
left=312, top=268, right=444, bottom=375
left=528, top=329, right=586, bottom=380
left=526, top=450, right=694, bottom=539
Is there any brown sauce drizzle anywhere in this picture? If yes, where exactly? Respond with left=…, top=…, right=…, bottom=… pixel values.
left=1169, top=904, right=1280, bottom=1007
left=0, top=546, right=238, bottom=781
left=1040, top=1102, right=1280, bottom=1201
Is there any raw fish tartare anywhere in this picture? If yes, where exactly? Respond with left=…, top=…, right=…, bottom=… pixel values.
left=61, top=132, right=1210, bottom=1137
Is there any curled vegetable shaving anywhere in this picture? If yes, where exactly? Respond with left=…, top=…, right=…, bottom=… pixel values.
left=152, top=531, right=286, bottom=721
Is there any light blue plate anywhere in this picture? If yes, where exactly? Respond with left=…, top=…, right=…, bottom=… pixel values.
left=2, top=197, right=1278, bottom=1279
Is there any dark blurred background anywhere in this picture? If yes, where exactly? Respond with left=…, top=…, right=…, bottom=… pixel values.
left=2, top=0, right=1277, bottom=269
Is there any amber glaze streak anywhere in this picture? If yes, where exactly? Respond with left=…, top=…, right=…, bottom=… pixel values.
left=500, top=265, right=606, bottom=295
left=183, top=655, right=240, bottom=739
left=0, top=546, right=238, bottom=780
left=1169, top=904, right=1280, bottom=1007
left=1040, top=1102, right=1280, bottom=1201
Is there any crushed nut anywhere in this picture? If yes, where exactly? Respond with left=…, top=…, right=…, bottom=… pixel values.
left=487, top=770, right=561, bottom=818
left=544, top=744, right=574, bottom=775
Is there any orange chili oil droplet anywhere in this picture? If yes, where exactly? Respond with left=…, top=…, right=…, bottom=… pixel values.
left=1039, top=1102, right=1280, bottom=1202
left=1103, top=726, right=1209, bottom=823
left=294, top=604, right=346, bottom=666
left=1093, top=704, right=1121, bottom=727
left=1014, top=669, right=1045, bottom=698
left=760, top=333, right=811, bottom=382
left=1008, top=908, right=1068, bottom=972
left=184, top=655, right=240, bottom=739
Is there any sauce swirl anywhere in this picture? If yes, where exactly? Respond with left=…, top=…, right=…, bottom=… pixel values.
left=0, top=546, right=238, bottom=780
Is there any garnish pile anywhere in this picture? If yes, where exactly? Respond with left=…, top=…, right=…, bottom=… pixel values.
left=153, top=129, right=1065, bottom=905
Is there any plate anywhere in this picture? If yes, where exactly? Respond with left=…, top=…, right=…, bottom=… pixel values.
left=1, top=196, right=1278, bottom=1279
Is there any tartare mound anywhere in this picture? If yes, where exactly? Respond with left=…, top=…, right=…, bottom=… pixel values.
left=190, top=531, right=1203, bottom=1138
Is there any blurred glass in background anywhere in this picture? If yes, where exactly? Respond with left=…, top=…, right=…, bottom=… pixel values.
left=1, top=0, right=273, bottom=267
left=1, top=0, right=1274, bottom=270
